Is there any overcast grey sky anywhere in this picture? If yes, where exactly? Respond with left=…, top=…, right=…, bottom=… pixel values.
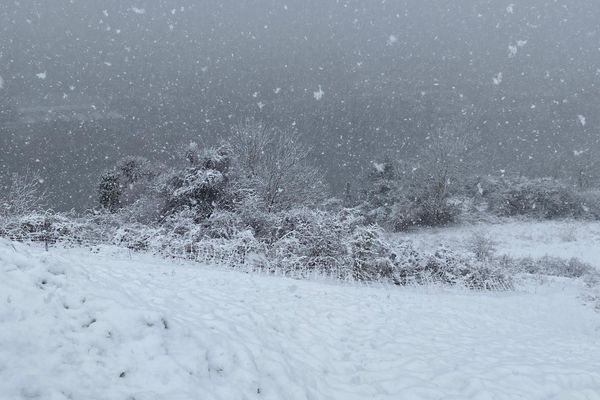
left=2, top=0, right=600, bottom=209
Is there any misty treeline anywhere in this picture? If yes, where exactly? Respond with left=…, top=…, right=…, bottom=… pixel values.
left=97, top=121, right=326, bottom=220
left=91, top=119, right=600, bottom=231
left=2, top=119, right=600, bottom=289
left=3, top=0, right=600, bottom=211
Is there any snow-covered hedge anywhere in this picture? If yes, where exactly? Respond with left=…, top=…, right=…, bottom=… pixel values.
left=0, top=212, right=108, bottom=246
left=0, top=208, right=514, bottom=290
left=390, top=245, right=512, bottom=290
left=471, top=176, right=592, bottom=220
left=579, top=190, right=600, bottom=219
left=498, top=255, right=596, bottom=279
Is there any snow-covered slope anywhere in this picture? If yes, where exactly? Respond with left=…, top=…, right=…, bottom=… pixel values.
left=399, top=220, right=600, bottom=269
left=1, top=239, right=600, bottom=400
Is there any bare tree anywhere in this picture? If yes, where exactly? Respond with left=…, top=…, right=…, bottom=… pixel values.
left=0, top=171, right=47, bottom=217
left=416, top=124, right=472, bottom=207
left=387, top=123, right=475, bottom=227
left=230, top=121, right=327, bottom=212
left=572, top=150, right=596, bottom=190
left=230, top=121, right=272, bottom=177
left=467, top=230, right=497, bottom=262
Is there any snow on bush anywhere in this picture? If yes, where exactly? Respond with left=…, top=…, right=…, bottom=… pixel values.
left=267, top=208, right=354, bottom=277
left=0, top=206, right=515, bottom=290
left=579, top=189, right=600, bottom=219
left=0, top=212, right=107, bottom=246
left=349, top=225, right=395, bottom=281
left=495, top=255, right=600, bottom=309
left=388, top=243, right=512, bottom=290
left=0, top=172, right=47, bottom=217
left=485, top=177, right=587, bottom=219
left=466, top=230, right=497, bottom=261
left=499, top=255, right=596, bottom=279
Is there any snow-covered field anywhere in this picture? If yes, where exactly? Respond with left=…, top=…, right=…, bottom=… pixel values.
left=399, top=220, right=600, bottom=269
left=1, top=232, right=600, bottom=400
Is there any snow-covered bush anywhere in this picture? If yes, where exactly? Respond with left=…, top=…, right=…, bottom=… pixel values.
left=268, top=208, right=355, bottom=277
left=159, top=144, right=232, bottom=219
left=419, top=248, right=512, bottom=290
left=486, top=177, right=585, bottom=219
left=0, top=172, right=46, bottom=217
left=444, top=174, right=600, bottom=222
left=390, top=198, right=459, bottom=231
left=0, top=212, right=107, bottom=246
left=0, top=203, right=515, bottom=290
left=388, top=244, right=512, bottom=290
left=105, top=210, right=267, bottom=269
left=392, top=125, right=471, bottom=230
left=163, top=168, right=227, bottom=216
left=117, top=156, right=156, bottom=186
left=180, top=230, right=266, bottom=269
left=348, top=225, right=395, bottom=281
left=358, top=127, right=470, bottom=231
left=102, top=202, right=512, bottom=289
left=97, top=171, right=122, bottom=211
left=500, top=255, right=595, bottom=279
left=105, top=124, right=329, bottom=225
left=111, top=223, right=160, bottom=251
left=466, top=230, right=497, bottom=261
left=97, top=156, right=159, bottom=213
left=197, top=210, right=245, bottom=240
left=230, top=121, right=327, bottom=213
left=460, top=175, right=503, bottom=200
left=358, top=175, right=460, bottom=231
left=579, top=190, right=600, bottom=219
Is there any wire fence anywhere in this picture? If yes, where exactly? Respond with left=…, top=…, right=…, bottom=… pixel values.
left=0, top=215, right=516, bottom=290
left=0, top=222, right=358, bottom=282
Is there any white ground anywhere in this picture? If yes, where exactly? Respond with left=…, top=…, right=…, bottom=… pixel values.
left=1, top=235, right=600, bottom=400
left=399, top=220, right=600, bottom=269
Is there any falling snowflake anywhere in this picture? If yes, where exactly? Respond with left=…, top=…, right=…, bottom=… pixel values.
left=477, top=183, right=484, bottom=195
left=131, top=7, right=145, bottom=14
left=36, top=71, right=47, bottom=80
left=387, top=35, right=398, bottom=46
left=508, top=44, right=518, bottom=58
left=493, top=72, right=503, bottom=85
left=517, top=40, right=527, bottom=47
left=373, top=162, right=385, bottom=173
left=257, top=101, right=265, bottom=110
left=578, top=115, right=586, bottom=126
left=313, top=85, right=324, bottom=100
left=506, top=4, right=514, bottom=14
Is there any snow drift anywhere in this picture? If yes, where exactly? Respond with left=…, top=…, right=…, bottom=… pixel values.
left=1, top=240, right=600, bottom=400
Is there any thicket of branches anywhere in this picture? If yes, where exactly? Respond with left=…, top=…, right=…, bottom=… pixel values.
left=2, top=120, right=600, bottom=290
left=0, top=171, right=46, bottom=218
